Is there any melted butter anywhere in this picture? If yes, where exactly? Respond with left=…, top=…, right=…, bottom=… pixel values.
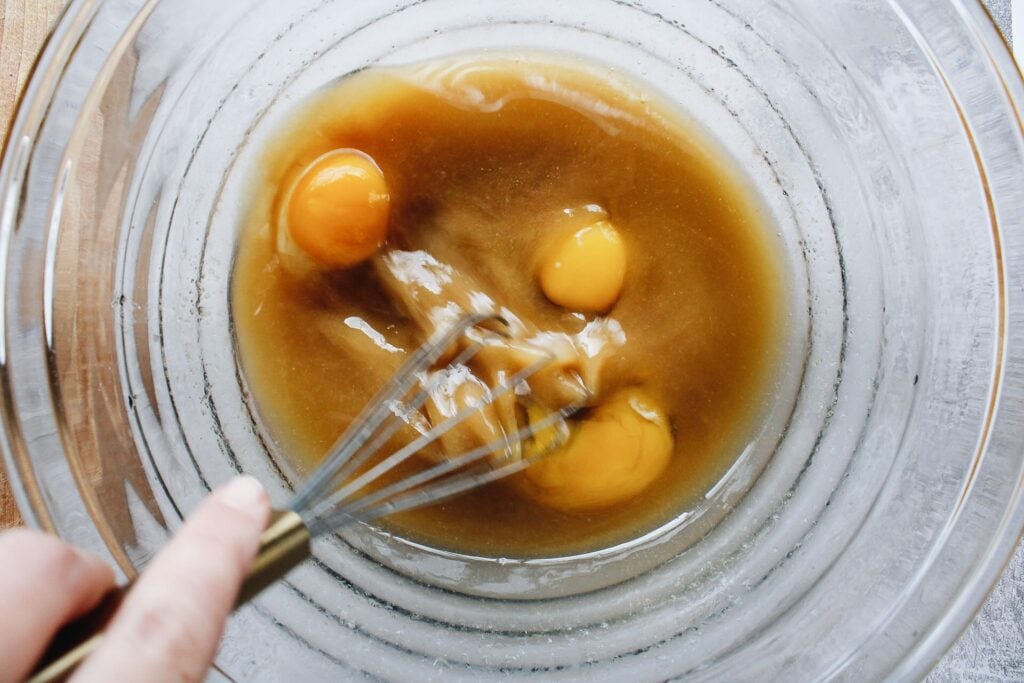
left=232, top=54, right=787, bottom=558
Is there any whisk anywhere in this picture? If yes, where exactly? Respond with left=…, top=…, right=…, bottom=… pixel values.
left=31, top=314, right=579, bottom=682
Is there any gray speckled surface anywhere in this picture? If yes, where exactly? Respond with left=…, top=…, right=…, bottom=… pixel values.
left=929, top=4, right=1023, bottom=681
left=984, top=0, right=1014, bottom=39
left=931, top=543, right=1024, bottom=680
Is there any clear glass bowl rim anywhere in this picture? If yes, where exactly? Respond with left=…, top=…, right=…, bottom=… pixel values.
left=0, top=1, right=1022, bottom=679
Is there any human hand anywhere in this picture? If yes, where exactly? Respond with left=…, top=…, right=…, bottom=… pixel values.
left=0, top=475, right=270, bottom=683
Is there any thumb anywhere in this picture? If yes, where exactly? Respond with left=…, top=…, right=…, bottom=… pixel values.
left=72, top=476, right=269, bottom=683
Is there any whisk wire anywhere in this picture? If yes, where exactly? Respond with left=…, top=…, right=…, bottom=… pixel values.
left=309, top=338, right=489, bottom=499
left=288, top=313, right=587, bottom=540
left=302, top=355, right=554, bottom=526
left=289, top=314, right=494, bottom=513
left=313, top=405, right=576, bottom=532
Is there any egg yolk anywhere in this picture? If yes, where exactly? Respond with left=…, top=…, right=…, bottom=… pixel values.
left=538, top=220, right=627, bottom=313
left=287, top=150, right=390, bottom=267
left=522, top=388, right=673, bottom=512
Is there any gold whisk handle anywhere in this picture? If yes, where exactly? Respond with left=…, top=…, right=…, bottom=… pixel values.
left=234, top=509, right=311, bottom=606
left=29, top=509, right=311, bottom=683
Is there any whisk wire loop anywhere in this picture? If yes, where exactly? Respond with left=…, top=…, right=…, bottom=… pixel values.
left=306, top=337, right=489, bottom=501
left=313, top=405, right=577, bottom=532
left=290, top=315, right=577, bottom=536
left=303, top=354, right=553, bottom=524
left=289, top=314, right=495, bottom=513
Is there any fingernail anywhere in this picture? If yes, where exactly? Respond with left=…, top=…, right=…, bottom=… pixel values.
left=75, top=546, right=115, bottom=576
left=218, top=475, right=267, bottom=523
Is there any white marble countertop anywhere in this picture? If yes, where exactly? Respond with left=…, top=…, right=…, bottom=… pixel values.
left=929, top=4, right=1023, bottom=680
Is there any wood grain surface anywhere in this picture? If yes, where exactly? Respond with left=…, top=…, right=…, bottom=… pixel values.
left=0, top=0, right=67, bottom=529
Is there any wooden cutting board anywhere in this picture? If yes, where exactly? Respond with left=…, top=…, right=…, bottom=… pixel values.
left=0, top=0, right=67, bottom=529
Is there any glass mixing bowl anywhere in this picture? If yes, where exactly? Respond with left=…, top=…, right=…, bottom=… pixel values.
left=2, top=0, right=1023, bottom=679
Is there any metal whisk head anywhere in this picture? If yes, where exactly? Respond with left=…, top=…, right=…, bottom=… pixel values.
left=29, top=314, right=579, bottom=682
left=289, top=314, right=580, bottom=537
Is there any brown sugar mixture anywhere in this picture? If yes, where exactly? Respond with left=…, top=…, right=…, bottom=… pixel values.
left=232, top=54, right=787, bottom=558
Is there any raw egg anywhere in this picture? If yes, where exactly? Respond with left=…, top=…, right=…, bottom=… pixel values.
left=286, top=150, right=390, bottom=267
left=522, top=388, right=673, bottom=512
left=538, top=219, right=626, bottom=313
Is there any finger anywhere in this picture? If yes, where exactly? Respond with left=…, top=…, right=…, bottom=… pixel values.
left=0, top=529, right=115, bottom=682
left=73, top=476, right=269, bottom=683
